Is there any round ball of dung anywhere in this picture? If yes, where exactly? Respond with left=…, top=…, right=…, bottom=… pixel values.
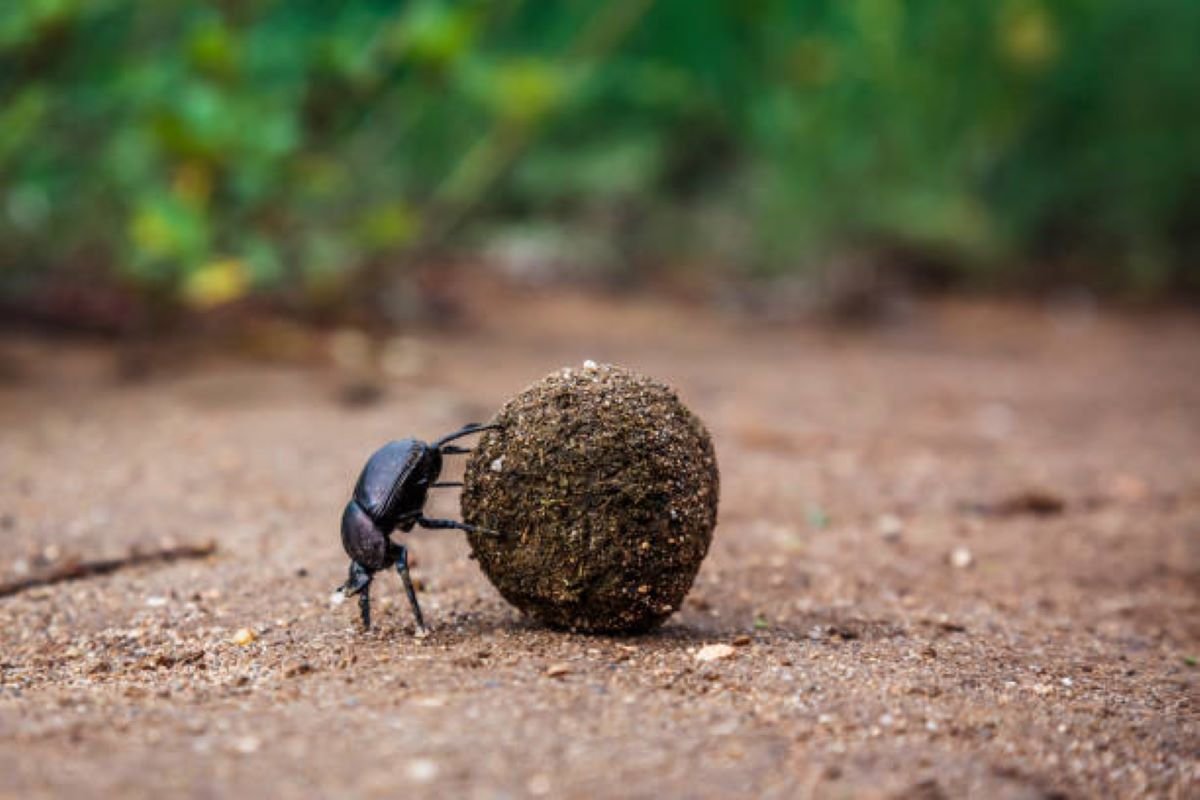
left=462, top=363, right=719, bottom=634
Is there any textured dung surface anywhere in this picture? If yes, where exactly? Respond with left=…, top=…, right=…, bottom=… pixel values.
left=462, top=364, right=719, bottom=633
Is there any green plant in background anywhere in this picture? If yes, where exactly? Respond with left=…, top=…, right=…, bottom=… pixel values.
left=1, top=0, right=1198, bottom=319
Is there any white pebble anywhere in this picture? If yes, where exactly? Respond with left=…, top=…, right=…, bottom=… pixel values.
left=233, top=736, right=261, bottom=754
left=490, top=456, right=505, bottom=472
left=876, top=514, right=904, bottom=541
left=406, top=758, right=440, bottom=783
left=582, top=359, right=598, bottom=369
left=330, top=590, right=347, bottom=607
left=145, top=596, right=168, bottom=608
left=695, top=643, right=736, bottom=662
left=950, top=546, right=974, bottom=569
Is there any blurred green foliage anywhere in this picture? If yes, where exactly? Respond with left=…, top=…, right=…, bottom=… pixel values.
left=2, top=0, right=1198, bottom=309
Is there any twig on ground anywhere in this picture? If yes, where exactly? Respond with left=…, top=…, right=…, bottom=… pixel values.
left=0, top=541, right=217, bottom=599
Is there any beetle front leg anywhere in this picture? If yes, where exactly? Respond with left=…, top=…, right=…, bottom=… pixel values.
left=431, top=422, right=501, bottom=449
left=417, top=515, right=506, bottom=538
left=392, top=544, right=428, bottom=635
left=335, top=560, right=374, bottom=631
left=358, top=581, right=372, bottom=631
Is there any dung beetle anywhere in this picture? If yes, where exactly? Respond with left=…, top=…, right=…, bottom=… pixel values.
left=333, top=422, right=503, bottom=633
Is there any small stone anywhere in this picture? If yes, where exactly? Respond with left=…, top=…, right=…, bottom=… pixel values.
left=696, top=643, right=736, bottom=662
left=950, top=546, right=974, bottom=569
left=405, top=758, right=439, bottom=783
left=490, top=456, right=505, bottom=473
left=145, top=596, right=168, bottom=608
left=732, top=635, right=753, bottom=647
left=545, top=663, right=571, bottom=678
left=582, top=359, right=598, bottom=370
left=283, top=661, right=313, bottom=678
left=877, top=514, right=904, bottom=541
left=232, top=736, right=261, bottom=754
left=230, top=628, right=257, bottom=646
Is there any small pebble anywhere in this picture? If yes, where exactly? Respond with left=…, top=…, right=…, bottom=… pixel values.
left=545, top=663, right=571, bottom=678
left=230, top=628, right=257, bottom=646
left=877, top=514, right=904, bottom=541
left=696, top=644, right=736, bottom=662
left=145, top=596, right=168, bottom=608
left=950, top=546, right=974, bottom=569
left=283, top=661, right=313, bottom=678
left=732, top=635, right=753, bottom=647
left=232, top=736, right=261, bottom=755
left=406, top=758, right=440, bottom=783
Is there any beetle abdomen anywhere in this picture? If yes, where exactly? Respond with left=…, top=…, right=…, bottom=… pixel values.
left=341, top=500, right=390, bottom=571
left=353, top=439, right=425, bottom=524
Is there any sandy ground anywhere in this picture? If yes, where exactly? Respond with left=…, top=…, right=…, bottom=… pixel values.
left=0, top=292, right=1197, bottom=799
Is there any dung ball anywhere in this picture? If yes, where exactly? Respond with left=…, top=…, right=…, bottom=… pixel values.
left=462, top=363, right=719, bottom=633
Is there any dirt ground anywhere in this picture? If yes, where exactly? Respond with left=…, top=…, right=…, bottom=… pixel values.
left=0, top=290, right=1197, bottom=799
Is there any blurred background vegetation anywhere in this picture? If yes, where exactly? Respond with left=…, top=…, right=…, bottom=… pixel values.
left=2, top=0, right=1198, bottom=326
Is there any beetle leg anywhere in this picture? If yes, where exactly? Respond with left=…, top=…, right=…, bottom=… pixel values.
left=337, top=561, right=374, bottom=631
left=358, top=581, right=372, bottom=631
left=417, top=515, right=506, bottom=538
left=392, top=544, right=427, bottom=634
left=431, top=422, right=501, bottom=450
left=431, top=481, right=463, bottom=488
left=439, top=445, right=472, bottom=455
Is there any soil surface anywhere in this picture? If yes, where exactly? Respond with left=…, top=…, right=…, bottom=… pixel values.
left=0, top=291, right=1197, bottom=799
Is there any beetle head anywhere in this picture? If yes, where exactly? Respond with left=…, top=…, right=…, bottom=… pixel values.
left=341, top=499, right=391, bottom=572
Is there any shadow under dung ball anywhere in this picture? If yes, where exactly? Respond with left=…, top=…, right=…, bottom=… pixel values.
left=462, top=363, right=719, bottom=633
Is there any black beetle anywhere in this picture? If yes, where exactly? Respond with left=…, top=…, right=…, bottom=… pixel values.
left=333, top=422, right=502, bottom=633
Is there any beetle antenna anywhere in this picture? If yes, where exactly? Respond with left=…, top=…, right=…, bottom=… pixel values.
left=432, top=481, right=463, bottom=488
left=440, top=445, right=472, bottom=455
